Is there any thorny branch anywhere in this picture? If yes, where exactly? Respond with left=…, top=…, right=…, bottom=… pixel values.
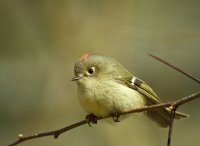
left=149, top=54, right=200, bottom=83
left=148, top=53, right=200, bottom=146
left=8, top=54, right=200, bottom=146
left=8, top=92, right=200, bottom=146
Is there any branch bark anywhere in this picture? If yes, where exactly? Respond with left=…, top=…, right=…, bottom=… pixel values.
left=8, top=91, right=200, bottom=146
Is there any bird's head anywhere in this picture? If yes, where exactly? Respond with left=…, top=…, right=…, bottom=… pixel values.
left=72, top=53, right=130, bottom=84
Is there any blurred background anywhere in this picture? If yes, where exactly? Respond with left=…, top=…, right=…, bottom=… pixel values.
left=1, top=0, right=200, bottom=146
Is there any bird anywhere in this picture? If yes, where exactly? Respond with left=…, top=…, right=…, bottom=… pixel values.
left=72, top=53, right=189, bottom=127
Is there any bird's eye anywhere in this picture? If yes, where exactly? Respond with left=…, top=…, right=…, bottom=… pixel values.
left=87, top=67, right=95, bottom=75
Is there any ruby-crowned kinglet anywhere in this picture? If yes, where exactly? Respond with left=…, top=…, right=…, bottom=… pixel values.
left=72, top=53, right=188, bottom=127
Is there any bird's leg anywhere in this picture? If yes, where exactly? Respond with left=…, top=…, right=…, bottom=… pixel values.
left=85, top=113, right=98, bottom=127
left=111, top=112, right=120, bottom=122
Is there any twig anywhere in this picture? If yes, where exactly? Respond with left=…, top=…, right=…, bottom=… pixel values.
left=8, top=91, right=200, bottom=146
left=8, top=120, right=88, bottom=146
left=148, top=54, right=200, bottom=83
left=167, top=107, right=177, bottom=146
left=149, top=54, right=200, bottom=146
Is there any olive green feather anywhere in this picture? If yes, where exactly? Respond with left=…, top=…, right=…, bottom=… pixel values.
left=116, top=76, right=189, bottom=127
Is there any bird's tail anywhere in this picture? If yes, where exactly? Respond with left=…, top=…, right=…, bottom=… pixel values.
left=146, top=108, right=189, bottom=128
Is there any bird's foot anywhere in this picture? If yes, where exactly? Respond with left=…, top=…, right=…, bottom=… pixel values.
left=112, top=112, right=120, bottom=122
left=85, top=114, right=98, bottom=127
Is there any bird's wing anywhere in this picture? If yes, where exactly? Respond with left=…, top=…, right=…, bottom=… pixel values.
left=116, top=76, right=161, bottom=104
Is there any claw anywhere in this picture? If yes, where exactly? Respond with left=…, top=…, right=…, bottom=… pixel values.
left=112, top=112, right=120, bottom=122
left=85, top=114, right=97, bottom=126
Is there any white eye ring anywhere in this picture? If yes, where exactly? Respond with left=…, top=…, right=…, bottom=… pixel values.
left=87, top=67, right=95, bottom=75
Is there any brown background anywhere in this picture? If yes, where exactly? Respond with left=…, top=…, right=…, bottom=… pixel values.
left=1, top=0, right=200, bottom=146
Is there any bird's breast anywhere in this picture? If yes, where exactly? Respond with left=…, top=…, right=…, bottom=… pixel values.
left=77, top=79, right=146, bottom=117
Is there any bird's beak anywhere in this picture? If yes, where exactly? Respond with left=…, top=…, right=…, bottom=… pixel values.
left=71, top=75, right=82, bottom=81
